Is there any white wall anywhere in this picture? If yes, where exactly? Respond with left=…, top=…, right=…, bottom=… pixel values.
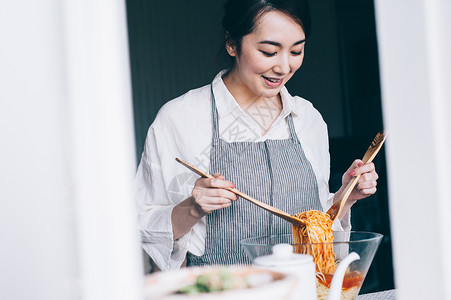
left=0, top=1, right=142, bottom=299
left=375, top=0, right=451, bottom=299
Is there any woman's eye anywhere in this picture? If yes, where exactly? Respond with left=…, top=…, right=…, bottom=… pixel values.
left=291, top=51, right=302, bottom=56
left=260, top=50, right=276, bottom=57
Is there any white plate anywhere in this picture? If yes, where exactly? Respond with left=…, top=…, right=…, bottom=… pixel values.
left=144, top=265, right=297, bottom=300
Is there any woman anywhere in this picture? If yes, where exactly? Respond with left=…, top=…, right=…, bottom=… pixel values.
left=135, top=0, right=378, bottom=271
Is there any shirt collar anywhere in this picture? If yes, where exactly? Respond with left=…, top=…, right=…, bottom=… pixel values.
left=211, top=70, right=302, bottom=119
left=211, top=70, right=239, bottom=119
left=279, top=86, right=302, bottom=117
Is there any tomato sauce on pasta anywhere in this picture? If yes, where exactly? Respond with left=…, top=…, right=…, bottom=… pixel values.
left=292, top=210, right=363, bottom=298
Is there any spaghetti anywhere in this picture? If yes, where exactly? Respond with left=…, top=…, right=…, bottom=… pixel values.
left=292, top=210, right=336, bottom=276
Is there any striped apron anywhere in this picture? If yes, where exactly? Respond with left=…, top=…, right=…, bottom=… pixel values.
left=187, top=86, right=322, bottom=266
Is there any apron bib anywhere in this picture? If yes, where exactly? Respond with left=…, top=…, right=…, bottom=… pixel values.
left=187, top=85, right=322, bottom=266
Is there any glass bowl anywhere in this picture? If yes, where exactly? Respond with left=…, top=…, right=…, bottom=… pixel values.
left=240, top=231, right=383, bottom=300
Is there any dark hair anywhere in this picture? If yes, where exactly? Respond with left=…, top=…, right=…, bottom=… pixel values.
left=221, top=0, right=311, bottom=58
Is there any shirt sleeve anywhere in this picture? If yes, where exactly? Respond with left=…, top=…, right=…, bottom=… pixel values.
left=135, top=124, right=191, bottom=271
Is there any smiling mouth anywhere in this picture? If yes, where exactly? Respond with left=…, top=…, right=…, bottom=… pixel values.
left=262, top=76, right=282, bottom=83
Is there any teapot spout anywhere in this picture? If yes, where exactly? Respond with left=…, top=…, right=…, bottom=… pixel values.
left=327, top=252, right=360, bottom=300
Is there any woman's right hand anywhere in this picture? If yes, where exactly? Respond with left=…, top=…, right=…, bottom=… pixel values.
left=172, top=173, right=237, bottom=239
left=190, top=173, right=238, bottom=217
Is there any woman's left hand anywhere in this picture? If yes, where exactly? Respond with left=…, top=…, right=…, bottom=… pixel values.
left=340, top=159, right=379, bottom=204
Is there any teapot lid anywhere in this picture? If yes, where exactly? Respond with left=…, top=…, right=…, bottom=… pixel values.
left=253, top=244, right=313, bottom=267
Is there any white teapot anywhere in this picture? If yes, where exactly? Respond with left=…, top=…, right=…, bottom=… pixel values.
left=253, top=244, right=360, bottom=300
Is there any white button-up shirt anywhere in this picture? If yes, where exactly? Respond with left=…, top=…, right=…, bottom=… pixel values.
left=135, top=71, right=350, bottom=271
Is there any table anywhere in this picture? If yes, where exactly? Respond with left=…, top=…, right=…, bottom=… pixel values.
left=357, top=289, right=396, bottom=300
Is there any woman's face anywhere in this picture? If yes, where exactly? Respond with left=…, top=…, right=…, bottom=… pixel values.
left=227, top=10, right=306, bottom=100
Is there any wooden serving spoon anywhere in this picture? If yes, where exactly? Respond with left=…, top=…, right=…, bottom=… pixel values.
left=175, top=157, right=305, bottom=227
left=326, top=131, right=388, bottom=221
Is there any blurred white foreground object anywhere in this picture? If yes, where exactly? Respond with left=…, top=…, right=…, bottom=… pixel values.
left=0, top=0, right=142, bottom=299
left=375, top=0, right=451, bottom=299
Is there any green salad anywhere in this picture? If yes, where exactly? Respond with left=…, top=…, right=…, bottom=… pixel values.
left=177, top=269, right=251, bottom=294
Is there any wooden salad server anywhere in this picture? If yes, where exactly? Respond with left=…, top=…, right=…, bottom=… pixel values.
left=326, top=131, right=388, bottom=221
left=175, top=157, right=306, bottom=227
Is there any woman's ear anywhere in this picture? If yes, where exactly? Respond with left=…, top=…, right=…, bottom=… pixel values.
left=226, top=43, right=236, bottom=57
left=225, top=32, right=237, bottom=57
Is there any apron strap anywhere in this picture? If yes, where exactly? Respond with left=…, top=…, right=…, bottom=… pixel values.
left=286, top=113, right=301, bottom=144
left=210, top=85, right=220, bottom=144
